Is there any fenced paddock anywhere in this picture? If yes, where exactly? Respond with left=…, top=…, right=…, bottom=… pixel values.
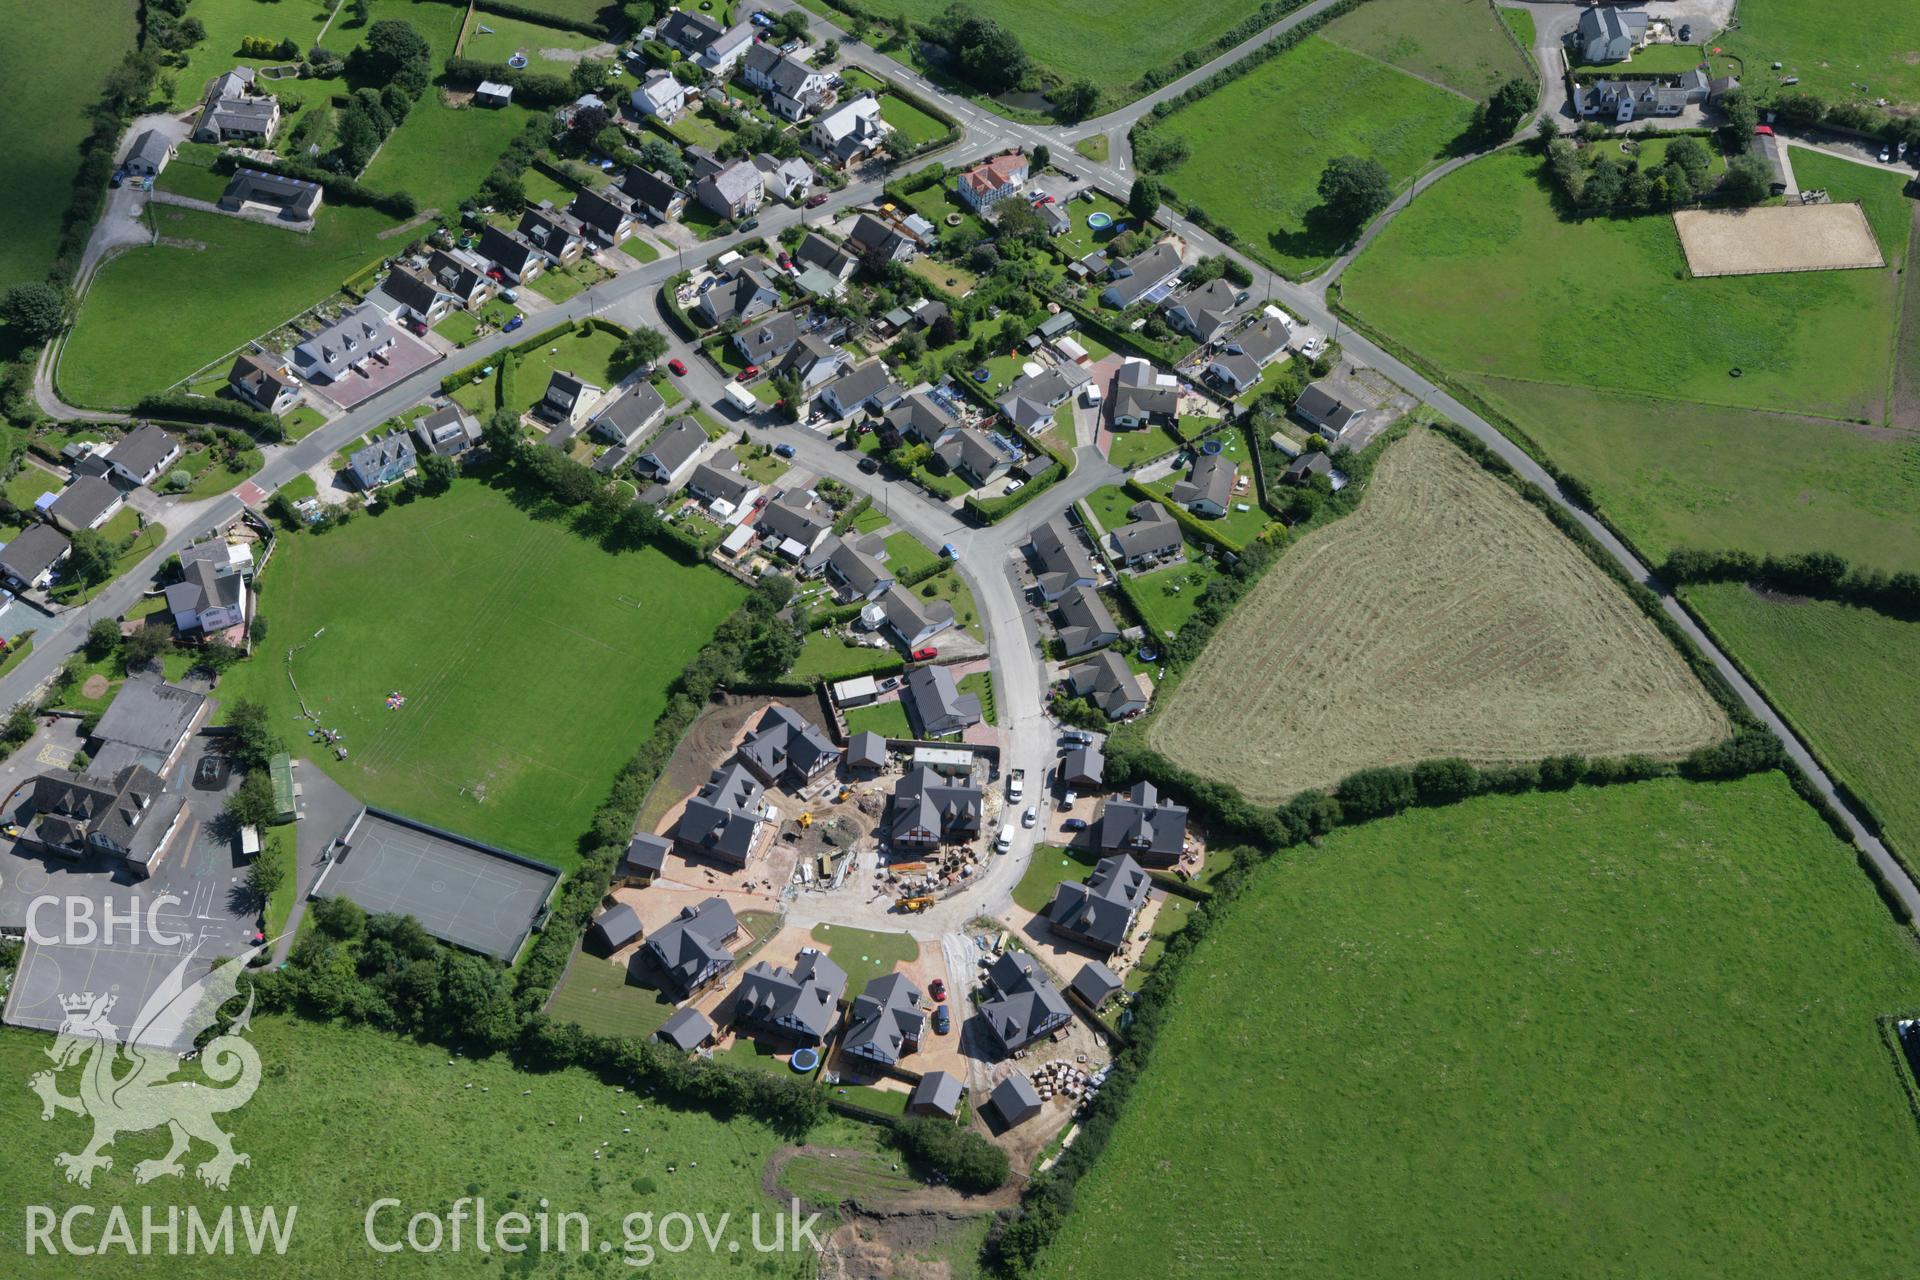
left=1674, top=203, right=1885, bottom=277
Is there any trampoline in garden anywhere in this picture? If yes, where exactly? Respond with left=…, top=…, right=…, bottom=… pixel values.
left=972, top=368, right=991, bottom=382
left=1201, top=439, right=1223, bottom=456
left=1086, top=211, right=1113, bottom=230
left=790, top=1047, right=820, bottom=1073
left=506, top=50, right=529, bottom=69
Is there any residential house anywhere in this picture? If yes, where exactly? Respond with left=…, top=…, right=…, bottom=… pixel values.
left=588, top=903, right=645, bottom=953
left=1027, top=517, right=1097, bottom=601
left=618, top=833, right=672, bottom=886
left=227, top=353, right=300, bottom=416
left=477, top=224, right=547, bottom=283
left=693, top=158, right=765, bottom=221
left=657, top=9, right=728, bottom=58
left=998, top=365, right=1084, bottom=432
left=957, top=152, right=1029, bottom=211
left=888, top=766, right=983, bottom=848
left=622, top=167, right=688, bottom=223
left=755, top=491, right=833, bottom=561
left=901, top=664, right=982, bottom=737
left=751, top=152, right=814, bottom=203
left=698, top=21, right=754, bottom=72
left=698, top=258, right=779, bottom=327
left=588, top=382, right=668, bottom=448
left=1108, top=500, right=1181, bottom=566
left=518, top=204, right=587, bottom=266
left=536, top=371, right=601, bottom=429
left=1575, top=77, right=1691, bottom=120
left=0, top=524, right=70, bottom=592
left=1109, top=358, right=1179, bottom=428
left=1052, top=585, right=1119, bottom=657
left=192, top=68, right=280, bottom=143
left=671, top=762, right=768, bottom=866
left=825, top=537, right=894, bottom=602
left=1573, top=5, right=1648, bottom=63
left=1069, top=960, right=1123, bottom=1011
left=1161, top=277, right=1240, bottom=344
left=45, top=477, right=123, bottom=534
left=474, top=80, right=514, bottom=108
left=123, top=129, right=174, bottom=178
left=845, top=213, right=914, bottom=264
left=165, top=557, right=248, bottom=638
left=878, top=389, right=952, bottom=447
left=1059, top=743, right=1104, bottom=790
left=644, top=896, right=740, bottom=995
left=655, top=1007, right=715, bottom=1052
left=423, top=248, right=497, bottom=309
left=979, top=952, right=1072, bottom=1056
left=819, top=361, right=903, bottom=419
left=571, top=188, right=639, bottom=246
left=1205, top=310, right=1291, bottom=394
left=742, top=43, right=832, bottom=121
left=373, top=266, right=456, bottom=327
left=1284, top=450, right=1333, bottom=485
left=27, top=764, right=187, bottom=877
left=685, top=462, right=760, bottom=518
left=632, top=417, right=707, bottom=488
left=1100, top=241, right=1184, bottom=309
left=1047, top=853, right=1150, bottom=955
left=1095, top=780, right=1189, bottom=867
left=989, top=1072, right=1044, bottom=1126
left=735, top=949, right=847, bottom=1043
left=345, top=431, right=417, bottom=490
left=776, top=333, right=848, bottom=392
left=933, top=426, right=1015, bottom=489
left=630, top=68, right=691, bottom=120
left=841, top=974, right=925, bottom=1066
left=794, top=233, right=855, bottom=283
left=411, top=403, right=480, bottom=458
left=105, top=424, right=183, bottom=488
left=1066, top=649, right=1149, bottom=721
left=907, top=1070, right=964, bottom=1119
left=811, top=95, right=888, bottom=163
left=736, top=703, right=839, bottom=787
left=845, top=730, right=888, bottom=773
left=876, top=585, right=953, bottom=649
left=291, top=306, right=394, bottom=385
left=1293, top=383, right=1358, bottom=437
left=733, top=311, right=806, bottom=365
left=91, top=677, right=208, bottom=777
left=178, top=532, right=254, bottom=584
left=1171, top=453, right=1235, bottom=518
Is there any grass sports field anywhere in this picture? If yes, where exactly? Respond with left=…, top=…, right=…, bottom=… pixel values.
left=0, top=1018, right=844, bottom=1277
left=1151, top=429, right=1727, bottom=801
left=1713, top=0, right=1920, bottom=107
left=217, top=479, right=742, bottom=867
left=1040, top=773, right=1920, bottom=1279
left=1139, top=35, right=1479, bottom=278
left=0, top=0, right=138, bottom=292
left=1685, top=582, right=1920, bottom=861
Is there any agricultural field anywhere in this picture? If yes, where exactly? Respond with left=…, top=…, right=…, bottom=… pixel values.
left=216, top=478, right=743, bottom=867
left=1151, top=429, right=1727, bottom=802
left=1138, top=32, right=1483, bottom=278
left=0, top=0, right=138, bottom=292
left=1713, top=0, right=1920, bottom=107
left=1340, top=149, right=1911, bottom=423
left=1039, top=773, right=1920, bottom=1279
left=0, top=1018, right=834, bottom=1278
left=1320, top=0, right=1533, bottom=99
left=1684, top=582, right=1920, bottom=861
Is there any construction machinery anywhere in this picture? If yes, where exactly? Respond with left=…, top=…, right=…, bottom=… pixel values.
left=898, top=895, right=935, bottom=913
left=797, top=811, right=813, bottom=828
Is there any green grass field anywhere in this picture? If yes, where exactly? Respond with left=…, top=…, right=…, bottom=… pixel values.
left=0, top=1017, right=835, bottom=1277
left=808, top=922, right=918, bottom=992
left=459, top=11, right=605, bottom=72
left=1714, top=0, right=1920, bottom=107
left=1686, top=582, right=1920, bottom=861
left=1320, top=0, right=1533, bottom=99
left=1012, top=843, right=1101, bottom=914
left=1142, top=34, right=1480, bottom=278
left=1497, top=4, right=1534, bottom=50
left=1121, top=557, right=1220, bottom=639
left=1040, top=773, right=1920, bottom=1279
left=789, top=632, right=903, bottom=681
left=0, top=0, right=139, bottom=291
left=882, top=531, right=941, bottom=580
left=217, top=479, right=742, bottom=866
left=168, top=0, right=345, bottom=114
left=878, top=93, right=949, bottom=147
left=1343, top=150, right=1911, bottom=422
left=842, top=700, right=910, bottom=738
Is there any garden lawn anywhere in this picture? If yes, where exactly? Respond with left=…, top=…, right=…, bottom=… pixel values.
left=1713, top=0, right=1920, bottom=107
left=808, top=922, right=918, bottom=991
left=528, top=257, right=613, bottom=303
left=1122, top=556, right=1220, bottom=639
left=1080, top=484, right=1142, bottom=536
left=505, top=323, right=626, bottom=414
left=216, top=478, right=742, bottom=868
left=545, top=952, right=680, bottom=1038
left=359, top=90, right=538, bottom=219
left=1011, top=843, right=1100, bottom=914
left=790, top=632, right=903, bottom=681
left=1143, top=35, right=1477, bottom=278
left=61, top=203, right=401, bottom=408
left=3, top=463, right=61, bottom=511
left=1040, top=774, right=1920, bottom=1280
left=168, top=0, right=344, bottom=114
left=1104, top=426, right=1181, bottom=471
left=842, top=700, right=910, bottom=738
left=0, top=1017, right=827, bottom=1279
left=1321, top=0, right=1533, bottom=99
left=0, top=0, right=139, bottom=291
left=877, top=94, right=948, bottom=147
left=1341, top=149, right=1911, bottom=423
left=458, top=11, right=605, bottom=73
left=153, top=153, right=233, bottom=202
left=882, top=531, right=942, bottom=580
left=958, top=670, right=996, bottom=724
left=1686, top=582, right=1920, bottom=862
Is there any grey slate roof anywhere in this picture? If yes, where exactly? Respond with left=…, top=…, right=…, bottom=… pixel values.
left=1027, top=517, right=1097, bottom=599
left=846, top=730, right=889, bottom=771
left=590, top=382, right=668, bottom=447
left=795, top=232, right=854, bottom=279
left=687, top=461, right=754, bottom=508
left=882, top=389, right=952, bottom=443
left=656, top=1006, right=716, bottom=1051
left=1052, top=585, right=1118, bottom=657
left=0, top=523, right=70, bottom=585
left=645, top=896, right=739, bottom=993
left=1059, top=743, right=1105, bottom=788
left=823, top=361, right=902, bottom=414
left=634, top=417, right=706, bottom=483
left=164, top=558, right=243, bottom=627
left=1285, top=450, right=1333, bottom=483
left=589, top=903, right=645, bottom=952
left=880, top=586, right=954, bottom=646
left=841, top=972, right=925, bottom=1065
left=1109, top=501, right=1181, bottom=562
left=413, top=404, right=480, bottom=456
left=888, top=766, right=983, bottom=845
left=1171, top=453, right=1235, bottom=513
left=570, top=187, right=634, bottom=239
left=1110, top=359, right=1179, bottom=422
left=622, top=166, right=686, bottom=214
left=1067, top=649, right=1148, bottom=720
left=990, top=1071, right=1044, bottom=1124
left=47, top=476, right=122, bottom=530
left=1047, top=854, right=1149, bottom=953
left=292, top=305, right=391, bottom=382
left=1294, top=383, right=1358, bottom=433
left=735, top=949, right=847, bottom=1041
left=622, top=832, right=672, bottom=878
left=1227, top=313, right=1290, bottom=365
left=112, top=425, right=181, bottom=481
left=909, top=1070, right=964, bottom=1117
left=673, top=762, right=765, bottom=863
left=735, top=311, right=805, bottom=362
left=1103, top=241, right=1183, bottom=307
left=128, top=129, right=172, bottom=170
left=1069, top=960, right=1123, bottom=1009
left=92, top=678, right=205, bottom=758
left=229, top=353, right=296, bottom=409
left=1163, top=277, right=1239, bottom=341
left=658, top=8, right=725, bottom=53
left=901, top=664, right=982, bottom=737
left=380, top=265, right=451, bottom=316
left=735, top=704, right=839, bottom=785
left=755, top=491, right=831, bottom=549
left=981, top=952, right=1072, bottom=1055
left=1096, top=781, right=1188, bottom=863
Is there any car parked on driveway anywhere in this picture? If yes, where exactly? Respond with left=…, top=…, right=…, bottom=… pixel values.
left=737, top=365, right=759, bottom=382
left=1062, top=818, right=1088, bottom=832
left=911, top=646, right=938, bottom=661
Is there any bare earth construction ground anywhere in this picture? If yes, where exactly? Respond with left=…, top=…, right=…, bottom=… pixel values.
left=1674, top=203, right=1885, bottom=278
left=1151, top=430, right=1728, bottom=802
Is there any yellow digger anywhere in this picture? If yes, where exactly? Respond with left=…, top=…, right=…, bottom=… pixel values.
left=898, top=895, right=935, bottom=913
left=797, top=811, right=813, bottom=828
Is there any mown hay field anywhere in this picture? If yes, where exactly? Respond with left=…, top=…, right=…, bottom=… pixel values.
left=1150, top=429, right=1727, bottom=800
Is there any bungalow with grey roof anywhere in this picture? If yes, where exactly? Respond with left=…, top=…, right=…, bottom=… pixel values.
left=1052, top=585, right=1119, bottom=657
left=695, top=158, right=765, bottom=221
left=219, top=167, right=323, bottom=221
left=292, top=306, right=394, bottom=385
left=998, top=365, right=1083, bottom=432
left=735, top=704, right=839, bottom=787
left=735, top=949, right=847, bottom=1043
left=700, top=260, right=780, bottom=327
left=875, top=586, right=953, bottom=650
left=588, top=382, right=668, bottom=448
left=1206, top=311, right=1291, bottom=394
left=412, top=403, right=480, bottom=458
left=1162, top=277, right=1240, bottom=344
left=933, top=426, right=1014, bottom=489
left=657, top=8, right=726, bottom=57
left=825, top=537, right=894, bottom=602
left=756, top=492, right=832, bottom=560
left=1047, top=853, right=1149, bottom=955
left=980, top=953, right=1072, bottom=1057
left=46, top=477, right=124, bottom=534
left=0, top=523, right=70, bottom=591
left=644, top=896, right=740, bottom=994
left=105, top=423, right=183, bottom=488
left=1293, top=382, right=1357, bottom=436
left=1095, top=780, right=1188, bottom=867
left=819, top=361, right=903, bottom=419
left=1101, top=241, right=1184, bottom=309
left=734, top=311, right=805, bottom=365
left=1027, top=517, right=1097, bottom=601
left=902, top=664, right=982, bottom=737
left=227, top=353, right=300, bottom=416
left=345, top=431, right=417, bottom=491
left=1067, top=649, right=1148, bottom=721
left=123, top=129, right=174, bottom=178
left=878, top=389, right=951, bottom=446
left=633, top=417, right=707, bottom=488
left=1171, top=453, right=1236, bottom=518
left=621, top=167, right=687, bottom=223
left=889, top=766, right=983, bottom=848
left=842, top=973, right=925, bottom=1066
left=686, top=462, right=760, bottom=518
left=1110, top=358, right=1179, bottom=428
left=672, top=763, right=767, bottom=866
left=1108, top=500, right=1181, bottom=567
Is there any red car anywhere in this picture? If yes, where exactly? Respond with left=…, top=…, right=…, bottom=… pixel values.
left=929, top=979, right=947, bottom=1002
left=777, top=252, right=793, bottom=270
left=805, top=193, right=829, bottom=208
left=911, top=646, right=938, bottom=662
left=486, top=267, right=505, bottom=282
left=737, top=365, right=760, bottom=382
left=667, top=357, right=687, bottom=376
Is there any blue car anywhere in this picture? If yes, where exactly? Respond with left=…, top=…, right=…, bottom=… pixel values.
left=933, top=1005, right=952, bottom=1035
left=503, top=314, right=523, bottom=332
left=774, top=443, right=796, bottom=458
